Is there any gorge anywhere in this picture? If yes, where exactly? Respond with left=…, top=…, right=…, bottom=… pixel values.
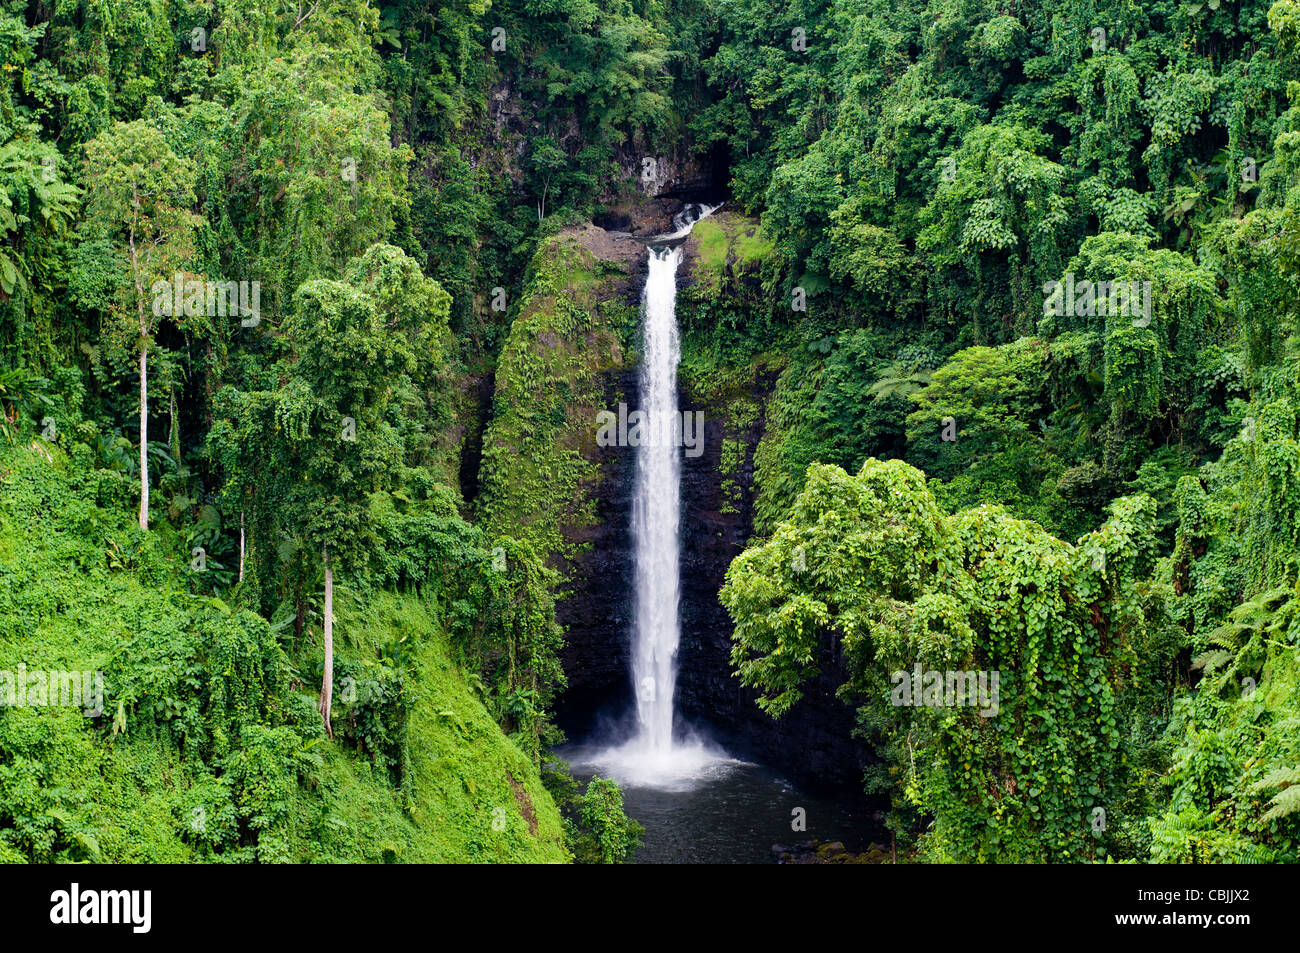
left=559, top=203, right=880, bottom=859
left=551, top=205, right=869, bottom=791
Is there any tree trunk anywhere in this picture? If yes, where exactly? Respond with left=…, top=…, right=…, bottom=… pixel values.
left=138, top=342, right=148, bottom=530
left=319, top=544, right=334, bottom=737
left=128, top=189, right=149, bottom=531
left=238, top=510, right=245, bottom=583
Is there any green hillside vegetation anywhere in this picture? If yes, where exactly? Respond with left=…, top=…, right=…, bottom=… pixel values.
left=0, top=438, right=571, bottom=862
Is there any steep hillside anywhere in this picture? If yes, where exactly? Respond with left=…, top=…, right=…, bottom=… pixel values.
left=0, top=442, right=567, bottom=863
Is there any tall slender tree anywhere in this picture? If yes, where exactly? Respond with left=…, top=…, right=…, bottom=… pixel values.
left=80, top=122, right=198, bottom=529
left=272, top=275, right=415, bottom=734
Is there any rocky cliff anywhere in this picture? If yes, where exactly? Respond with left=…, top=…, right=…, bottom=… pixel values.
left=676, top=372, right=868, bottom=789
left=518, top=208, right=870, bottom=791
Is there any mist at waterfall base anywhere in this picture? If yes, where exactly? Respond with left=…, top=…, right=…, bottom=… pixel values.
left=559, top=204, right=884, bottom=861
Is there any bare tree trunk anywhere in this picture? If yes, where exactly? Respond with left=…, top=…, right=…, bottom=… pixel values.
left=138, top=342, right=148, bottom=530
left=238, top=510, right=246, bottom=583
left=319, top=544, right=334, bottom=737
left=129, top=190, right=149, bottom=531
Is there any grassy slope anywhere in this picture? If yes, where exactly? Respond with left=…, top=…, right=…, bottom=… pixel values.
left=0, top=442, right=566, bottom=863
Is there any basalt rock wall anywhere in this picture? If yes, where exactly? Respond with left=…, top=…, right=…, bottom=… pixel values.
left=550, top=209, right=869, bottom=791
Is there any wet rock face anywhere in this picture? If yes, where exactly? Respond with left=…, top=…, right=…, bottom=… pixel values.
left=557, top=364, right=869, bottom=788
left=675, top=388, right=870, bottom=791
left=552, top=209, right=869, bottom=792
left=554, top=367, right=638, bottom=741
left=609, top=141, right=730, bottom=203
left=592, top=196, right=697, bottom=241
left=594, top=142, right=731, bottom=240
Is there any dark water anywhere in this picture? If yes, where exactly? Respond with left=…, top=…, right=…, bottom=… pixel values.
left=561, top=746, right=884, bottom=864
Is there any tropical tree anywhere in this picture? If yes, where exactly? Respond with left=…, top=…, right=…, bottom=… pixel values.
left=80, top=121, right=198, bottom=529
left=721, top=458, right=1158, bottom=861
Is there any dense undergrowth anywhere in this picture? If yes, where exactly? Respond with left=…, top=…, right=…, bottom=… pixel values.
left=0, top=438, right=571, bottom=862
left=701, top=0, right=1300, bottom=862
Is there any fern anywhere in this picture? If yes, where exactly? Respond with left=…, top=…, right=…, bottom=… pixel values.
left=1251, top=766, right=1300, bottom=822
left=869, top=365, right=933, bottom=400
left=1190, top=648, right=1232, bottom=675
left=1262, top=785, right=1300, bottom=822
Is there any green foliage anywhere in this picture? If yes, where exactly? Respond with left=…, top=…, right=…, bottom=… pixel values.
left=11, top=0, right=1300, bottom=867
left=476, top=234, right=628, bottom=567
left=543, top=761, right=643, bottom=864
left=0, top=441, right=569, bottom=862
left=722, top=458, right=1162, bottom=861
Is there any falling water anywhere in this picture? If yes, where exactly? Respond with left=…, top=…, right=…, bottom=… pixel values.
left=578, top=203, right=737, bottom=790
left=631, top=242, right=685, bottom=753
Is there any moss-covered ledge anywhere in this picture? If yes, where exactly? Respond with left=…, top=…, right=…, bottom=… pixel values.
left=476, top=226, right=644, bottom=570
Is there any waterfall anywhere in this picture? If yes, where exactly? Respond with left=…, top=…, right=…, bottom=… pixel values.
left=630, top=242, right=685, bottom=754
left=585, top=203, right=735, bottom=789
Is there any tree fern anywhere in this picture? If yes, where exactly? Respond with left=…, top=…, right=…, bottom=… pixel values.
left=868, top=364, right=932, bottom=400
left=1251, top=766, right=1300, bottom=822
